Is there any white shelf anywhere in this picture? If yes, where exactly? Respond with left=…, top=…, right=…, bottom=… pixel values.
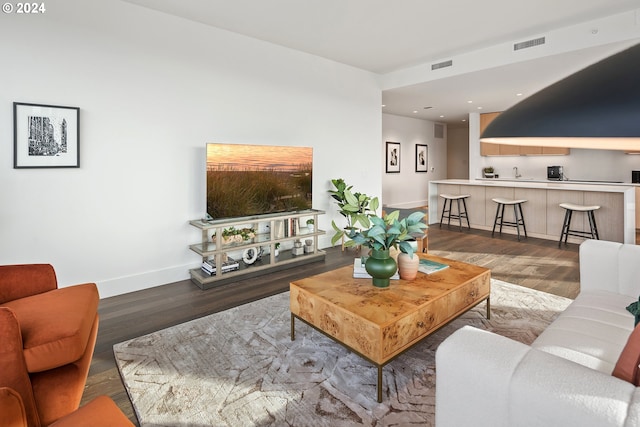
left=189, top=209, right=326, bottom=289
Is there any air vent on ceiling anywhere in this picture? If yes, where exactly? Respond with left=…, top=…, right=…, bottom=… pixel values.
left=514, top=36, right=546, bottom=51
left=431, top=60, right=453, bottom=70
left=434, top=123, right=444, bottom=139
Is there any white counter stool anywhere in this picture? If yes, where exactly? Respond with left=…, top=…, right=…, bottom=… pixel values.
left=439, top=194, right=471, bottom=231
left=559, top=203, right=600, bottom=246
left=491, top=198, right=528, bottom=241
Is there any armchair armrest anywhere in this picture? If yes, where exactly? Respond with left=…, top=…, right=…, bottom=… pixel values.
left=436, top=326, right=640, bottom=427
left=0, top=308, right=40, bottom=427
left=0, top=387, right=27, bottom=427
left=0, top=264, right=57, bottom=304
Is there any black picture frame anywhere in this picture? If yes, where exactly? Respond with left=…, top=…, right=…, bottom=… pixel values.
left=415, top=144, right=428, bottom=172
left=14, top=102, right=80, bottom=168
left=386, top=141, right=400, bottom=173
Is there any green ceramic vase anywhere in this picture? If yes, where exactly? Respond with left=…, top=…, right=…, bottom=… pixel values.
left=365, top=249, right=397, bottom=288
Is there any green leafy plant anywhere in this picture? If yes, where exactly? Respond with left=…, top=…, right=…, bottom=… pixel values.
left=306, top=218, right=314, bottom=225
left=328, top=178, right=375, bottom=230
left=348, top=211, right=427, bottom=258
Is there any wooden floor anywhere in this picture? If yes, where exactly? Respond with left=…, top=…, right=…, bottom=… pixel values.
left=83, top=226, right=589, bottom=424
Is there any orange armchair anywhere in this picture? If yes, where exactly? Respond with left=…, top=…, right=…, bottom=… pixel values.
left=0, top=264, right=129, bottom=426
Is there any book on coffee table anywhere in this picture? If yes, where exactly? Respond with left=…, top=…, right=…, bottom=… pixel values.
left=353, top=257, right=400, bottom=279
left=418, top=258, right=449, bottom=275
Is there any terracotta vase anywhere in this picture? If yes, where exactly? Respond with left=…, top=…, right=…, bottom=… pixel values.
left=365, top=249, right=397, bottom=288
left=397, top=252, right=420, bottom=280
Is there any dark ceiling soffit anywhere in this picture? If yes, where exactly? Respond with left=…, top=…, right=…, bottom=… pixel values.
left=480, top=42, right=640, bottom=140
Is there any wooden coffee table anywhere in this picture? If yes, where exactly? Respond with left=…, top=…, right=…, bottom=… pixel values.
left=290, top=253, right=490, bottom=402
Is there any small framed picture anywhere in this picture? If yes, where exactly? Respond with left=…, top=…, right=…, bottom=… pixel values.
left=415, top=144, right=428, bottom=172
left=14, top=102, right=80, bottom=168
left=386, top=141, right=400, bottom=173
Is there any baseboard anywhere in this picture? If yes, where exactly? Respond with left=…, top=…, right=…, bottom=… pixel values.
left=96, top=264, right=194, bottom=299
left=384, top=201, right=428, bottom=210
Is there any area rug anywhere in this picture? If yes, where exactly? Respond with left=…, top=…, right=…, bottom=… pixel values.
left=114, top=280, right=571, bottom=427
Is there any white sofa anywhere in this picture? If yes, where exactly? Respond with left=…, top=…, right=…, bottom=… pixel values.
left=435, top=239, right=640, bottom=427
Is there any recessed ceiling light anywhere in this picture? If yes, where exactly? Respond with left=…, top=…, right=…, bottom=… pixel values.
left=467, top=100, right=473, bottom=103
left=413, top=110, right=418, bottom=113
left=477, top=106, right=483, bottom=110
left=516, top=93, right=523, bottom=97
left=462, top=119, right=467, bottom=122
left=382, top=104, right=386, bottom=107
left=440, top=115, right=445, bottom=118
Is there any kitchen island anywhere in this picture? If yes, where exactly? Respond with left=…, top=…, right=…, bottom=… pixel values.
left=428, top=179, right=636, bottom=244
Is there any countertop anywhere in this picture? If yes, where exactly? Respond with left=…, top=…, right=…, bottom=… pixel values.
left=430, top=179, right=637, bottom=193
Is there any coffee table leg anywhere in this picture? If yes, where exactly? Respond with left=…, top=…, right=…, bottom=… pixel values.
left=291, top=314, right=295, bottom=341
left=486, top=297, right=491, bottom=320
left=377, top=365, right=383, bottom=403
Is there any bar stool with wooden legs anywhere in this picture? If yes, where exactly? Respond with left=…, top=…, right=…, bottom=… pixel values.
left=439, top=194, right=471, bottom=231
left=558, top=203, right=600, bottom=246
left=491, top=198, right=528, bottom=241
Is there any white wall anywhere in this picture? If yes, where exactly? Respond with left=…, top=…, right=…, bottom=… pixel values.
left=0, top=0, right=382, bottom=297
left=381, top=113, right=447, bottom=208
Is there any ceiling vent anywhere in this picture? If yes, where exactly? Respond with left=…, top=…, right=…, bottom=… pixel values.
left=434, top=123, right=445, bottom=139
left=514, top=36, right=546, bottom=51
left=431, top=60, right=453, bottom=70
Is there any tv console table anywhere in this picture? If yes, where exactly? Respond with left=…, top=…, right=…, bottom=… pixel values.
left=189, top=209, right=326, bottom=290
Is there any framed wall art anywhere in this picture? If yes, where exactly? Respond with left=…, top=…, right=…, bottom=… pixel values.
left=385, top=141, right=400, bottom=173
left=415, top=144, right=428, bottom=172
left=14, top=102, right=80, bottom=168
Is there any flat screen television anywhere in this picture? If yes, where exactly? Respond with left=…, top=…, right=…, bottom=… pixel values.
left=206, top=143, right=313, bottom=220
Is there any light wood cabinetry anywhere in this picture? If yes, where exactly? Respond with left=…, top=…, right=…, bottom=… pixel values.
left=479, top=112, right=569, bottom=156
left=189, top=210, right=325, bottom=289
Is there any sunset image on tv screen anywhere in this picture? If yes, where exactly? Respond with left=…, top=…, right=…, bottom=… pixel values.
left=206, top=143, right=313, bottom=219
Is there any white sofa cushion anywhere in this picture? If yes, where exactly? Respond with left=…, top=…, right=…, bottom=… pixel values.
left=532, top=290, right=636, bottom=374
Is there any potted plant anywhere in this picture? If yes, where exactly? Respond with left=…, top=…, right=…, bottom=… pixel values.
left=274, top=242, right=280, bottom=257
left=331, top=197, right=427, bottom=287
left=328, top=178, right=374, bottom=232
left=306, top=218, right=315, bottom=232
left=483, top=166, right=495, bottom=178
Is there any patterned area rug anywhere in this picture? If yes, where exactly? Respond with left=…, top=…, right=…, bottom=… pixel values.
left=114, top=280, right=571, bottom=427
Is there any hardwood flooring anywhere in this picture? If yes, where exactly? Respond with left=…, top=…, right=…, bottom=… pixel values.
left=83, top=226, right=586, bottom=424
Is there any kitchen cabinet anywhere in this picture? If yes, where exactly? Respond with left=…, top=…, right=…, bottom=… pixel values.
left=479, top=112, right=569, bottom=156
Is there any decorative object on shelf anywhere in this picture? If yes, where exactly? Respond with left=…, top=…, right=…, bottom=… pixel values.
left=274, top=242, right=280, bottom=257
left=291, top=240, right=304, bottom=256
left=214, top=226, right=256, bottom=244
left=13, top=102, right=80, bottom=168
left=415, top=144, right=428, bottom=172
left=304, top=239, right=314, bottom=254
left=397, top=252, right=420, bottom=280
left=385, top=141, right=400, bottom=173
left=483, top=166, right=495, bottom=178
left=306, top=218, right=315, bottom=232
left=201, top=257, right=239, bottom=276
left=242, top=247, right=262, bottom=265
left=365, top=249, right=397, bottom=288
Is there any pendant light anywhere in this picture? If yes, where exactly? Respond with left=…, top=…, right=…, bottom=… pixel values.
left=480, top=42, right=640, bottom=151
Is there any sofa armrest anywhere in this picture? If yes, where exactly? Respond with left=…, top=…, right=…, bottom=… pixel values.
left=579, top=240, right=640, bottom=297
left=436, top=326, right=640, bottom=427
left=0, top=264, right=57, bottom=304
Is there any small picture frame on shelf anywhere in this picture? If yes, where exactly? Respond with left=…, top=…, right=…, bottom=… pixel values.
left=13, top=102, right=80, bottom=168
left=386, top=141, right=400, bottom=173
left=415, top=144, right=428, bottom=172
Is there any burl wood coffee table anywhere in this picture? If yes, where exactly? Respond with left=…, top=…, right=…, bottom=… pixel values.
left=290, top=253, right=490, bottom=402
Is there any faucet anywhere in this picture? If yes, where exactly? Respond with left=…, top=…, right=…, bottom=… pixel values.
left=513, top=166, right=522, bottom=179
